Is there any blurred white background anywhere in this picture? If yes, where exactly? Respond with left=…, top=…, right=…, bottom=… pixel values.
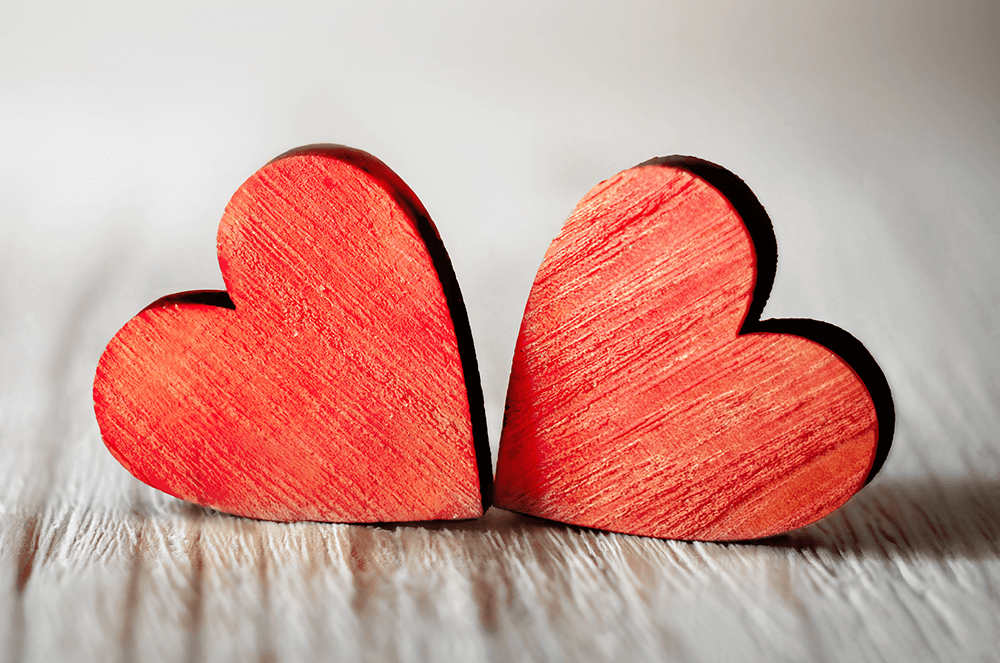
left=1, top=0, right=997, bottom=463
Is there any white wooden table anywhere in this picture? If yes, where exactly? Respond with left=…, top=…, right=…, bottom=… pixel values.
left=2, top=2, right=998, bottom=661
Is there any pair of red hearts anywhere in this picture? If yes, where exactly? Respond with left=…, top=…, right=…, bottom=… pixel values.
left=94, top=146, right=892, bottom=541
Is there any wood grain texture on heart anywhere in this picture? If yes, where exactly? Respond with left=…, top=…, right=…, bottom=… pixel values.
left=494, top=156, right=893, bottom=541
left=93, top=145, right=492, bottom=523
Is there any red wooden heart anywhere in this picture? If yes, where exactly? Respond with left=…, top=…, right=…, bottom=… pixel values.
left=493, top=157, right=892, bottom=541
left=94, top=146, right=492, bottom=522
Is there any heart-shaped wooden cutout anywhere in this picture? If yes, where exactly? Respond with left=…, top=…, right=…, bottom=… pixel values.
left=94, top=146, right=492, bottom=522
left=494, top=157, right=893, bottom=541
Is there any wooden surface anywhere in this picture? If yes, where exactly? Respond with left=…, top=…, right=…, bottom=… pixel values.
left=2, top=179, right=999, bottom=663
left=94, top=147, right=491, bottom=523
left=2, top=2, right=999, bottom=661
left=496, top=159, right=882, bottom=540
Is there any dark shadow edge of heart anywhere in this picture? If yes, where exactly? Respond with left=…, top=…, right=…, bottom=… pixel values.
left=641, top=155, right=895, bottom=484
left=150, top=145, right=495, bottom=511
left=142, top=290, right=236, bottom=311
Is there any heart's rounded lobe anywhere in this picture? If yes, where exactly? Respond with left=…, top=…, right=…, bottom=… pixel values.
left=494, top=162, right=880, bottom=540
left=95, top=147, right=490, bottom=522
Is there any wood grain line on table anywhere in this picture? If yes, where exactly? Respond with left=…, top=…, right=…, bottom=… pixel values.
left=184, top=511, right=205, bottom=663
left=118, top=502, right=144, bottom=663
left=255, top=522, right=276, bottom=663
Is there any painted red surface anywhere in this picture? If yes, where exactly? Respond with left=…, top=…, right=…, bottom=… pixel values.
left=494, top=162, right=880, bottom=540
left=94, top=147, right=486, bottom=522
